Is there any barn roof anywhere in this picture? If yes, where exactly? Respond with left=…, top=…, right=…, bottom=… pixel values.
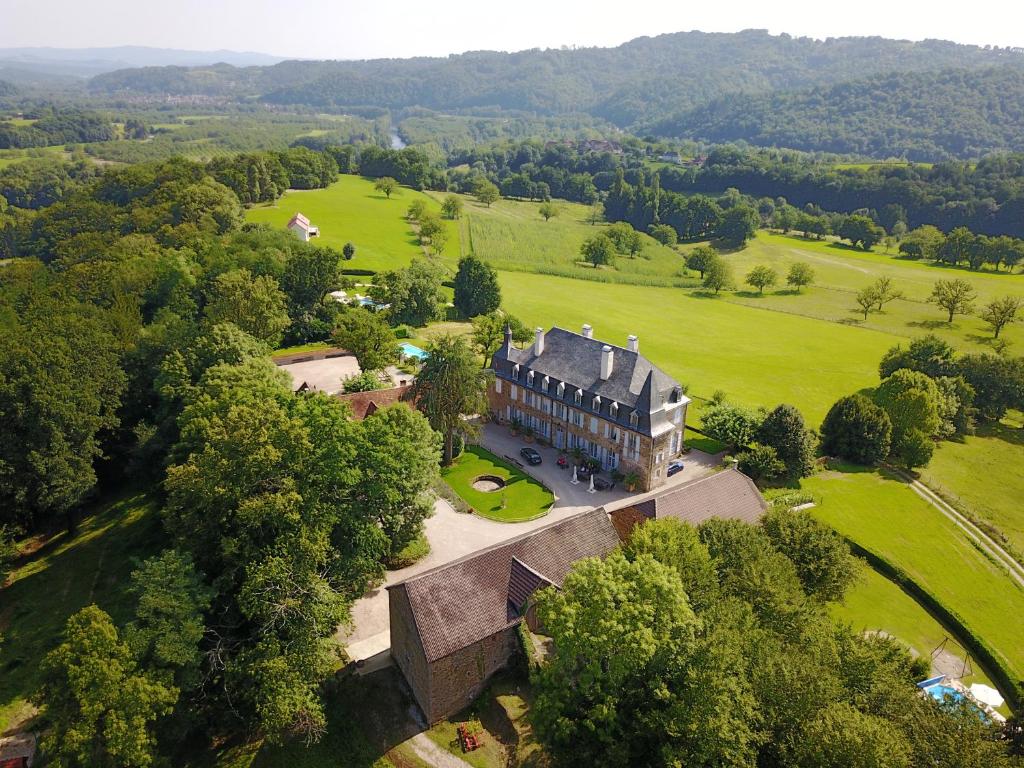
left=609, top=468, right=767, bottom=539
left=389, top=509, right=620, bottom=662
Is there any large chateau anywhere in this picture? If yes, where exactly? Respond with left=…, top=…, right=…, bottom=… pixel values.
left=488, top=324, right=689, bottom=491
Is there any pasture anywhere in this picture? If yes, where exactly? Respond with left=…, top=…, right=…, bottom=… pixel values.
left=804, top=465, right=1024, bottom=687
left=246, top=176, right=460, bottom=273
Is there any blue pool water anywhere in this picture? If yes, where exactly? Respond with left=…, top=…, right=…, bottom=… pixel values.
left=400, top=342, right=428, bottom=360
left=925, top=684, right=964, bottom=704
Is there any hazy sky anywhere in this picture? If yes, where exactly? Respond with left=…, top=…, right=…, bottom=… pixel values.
left=2, top=0, right=1023, bottom=60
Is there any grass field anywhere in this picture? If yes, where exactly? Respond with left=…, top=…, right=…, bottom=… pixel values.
left=497, top=270, right=894, bottom=425
left=919, top=413, right=1024, bottom=557
left=442, top=446, right=554, bottom=522
left=0, top=490, right=164, bottom=733
left=246, top=176, right=460, bottom=274
left=803, top=465, right=1024, bottom=687
left=832, top=566, right=999, bottom=690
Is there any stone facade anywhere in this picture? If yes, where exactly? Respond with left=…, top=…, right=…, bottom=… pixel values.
left=488, top=325, right=688, bottom=492
left=423, top=629, right=519, bottom=723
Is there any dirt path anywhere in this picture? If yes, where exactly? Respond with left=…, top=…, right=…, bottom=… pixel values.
left=407, top=733, right=475, bottom=768
left=891, top=468, right=1024, bottom=589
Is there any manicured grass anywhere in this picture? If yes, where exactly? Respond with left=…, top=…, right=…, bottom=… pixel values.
left=690, top=232, right=1024, bottom=351
left=497, top=270, right=895, bottom=425
left=272, top=341, right=331, bottom=356
left=832, top=566, right=999, bottom=690
left=0, top=489, right=165, bottom=732
left=245, top=176, right=460, bottom=273
left=684, top=427, right=728, bottom=455
left=919, top=413, right=1024, bottom=557
left=442, top=446, right=554, bottom=522
left=802, top=465, right=1024, bottom=686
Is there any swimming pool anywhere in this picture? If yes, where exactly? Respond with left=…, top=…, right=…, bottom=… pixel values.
left=925, top=684, right=964, bottom=704
left=400, top=342, right=428, bottom=361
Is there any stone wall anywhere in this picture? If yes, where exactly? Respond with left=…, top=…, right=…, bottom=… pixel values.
left=388, top=586, right=432, bottom=720
left=425, top=627, right=518, bottom=723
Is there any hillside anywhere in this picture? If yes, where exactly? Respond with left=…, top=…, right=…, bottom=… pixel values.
left=88, top=31, right=1024, bottom=134
left=648, top=67, right=1024, bottom=160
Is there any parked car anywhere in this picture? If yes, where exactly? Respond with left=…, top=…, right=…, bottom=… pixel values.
left=667, top=459, right=685, bottom=477
left=593, top=476, right=616, bottom=491
left=520, top=447, right=542, bottom=465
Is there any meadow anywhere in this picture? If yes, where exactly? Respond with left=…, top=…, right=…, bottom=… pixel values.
left=247, top=176, right=460, bottom=273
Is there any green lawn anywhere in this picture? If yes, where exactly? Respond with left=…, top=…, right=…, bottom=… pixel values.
left=802, top=465, right=1024, bottom=687
left=498, top=270, right=895, bottom=425
left=0, top=490, right=164, bottom=732
left=919, top=413, right=1024, bottom=557
left=442, top=446, right=554, bottom=522
left=690, top=232, right=1024, bottom=352
left=832, top=567, right=999, bottom=690
left=245, top=176, right=460, bottom=273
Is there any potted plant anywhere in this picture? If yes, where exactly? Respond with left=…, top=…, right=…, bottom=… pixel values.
left=611, top=469, right=625, bottom=483
left=571, top=447, right=583, bottom=462
left=510, top=417, right=522, bottom=436
left=623, top=472, right=640, bottom=492
left=524, top=425, right=535, bottom=443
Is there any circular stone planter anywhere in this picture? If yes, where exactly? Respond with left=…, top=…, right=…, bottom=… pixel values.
left=471, top=475, right=507, bottom=493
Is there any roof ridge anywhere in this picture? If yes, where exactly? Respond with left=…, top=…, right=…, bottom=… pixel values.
left=510, top=555, right=555, bottom=586
left=387, top=508, right=609, bottom=589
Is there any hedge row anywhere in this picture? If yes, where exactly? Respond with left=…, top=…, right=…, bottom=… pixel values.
left=844, top=537, right=1022, bottom=713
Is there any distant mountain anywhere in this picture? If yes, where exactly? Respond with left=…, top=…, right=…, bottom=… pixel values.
left=0, top=46, right=285, bottom=81
left=83, top=30, right=1024, bottom=160
left=646, top=67, right=1024, bottom=161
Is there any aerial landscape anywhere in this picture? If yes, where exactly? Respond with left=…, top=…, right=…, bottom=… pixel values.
left=2, top=1, right=1024, bottom=765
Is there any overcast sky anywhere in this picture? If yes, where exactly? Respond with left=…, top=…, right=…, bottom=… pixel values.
left=2, top=0, right=1023, bottom=60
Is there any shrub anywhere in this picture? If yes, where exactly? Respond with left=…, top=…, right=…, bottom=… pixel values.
left=820, top=395, right=892, bottom=465
left=701, top=402, right=763, bottom=450
left=757, top=404, right=817, bottom=478
left=737, top=443, right=785, bottom=482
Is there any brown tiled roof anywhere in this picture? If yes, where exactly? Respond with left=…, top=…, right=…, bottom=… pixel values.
left=610, top=469, right=766, bottom=538
left=389, top=509, right=620, bottom=662
left=336, top=385, right=413, bottom=420
left=508, top=557, right=553, bottom=611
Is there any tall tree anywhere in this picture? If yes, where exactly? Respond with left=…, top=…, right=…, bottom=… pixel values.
left=757, top=403, right=817, bottom=477
left=979, top=295, right=1021, bottom=338
left=786, top=262, right=815, bottom=292
left=440, top=194, right=463, bottom=220
left=204, top=268, right=290, bottom=346
left=408, top=334, right=491, bottom=464
left=470, top=311, right=531, bottom=365
left=37, top=605, right=177, bottom=768
left=686, top=245, right=718, bottom=278
left=377, top=259, right=446, bottom=327
left=702, top=255, right=735, bottom=294
left=472, top=178, right=500, bottom=207
left=580, top=232, right=616, bottom=268
left=929, top=279, right=976, bottom=323
left=453, top=255, right=501, bottom=318
left=374, top=176, right=397, bottom=198
left=332, top=308, right=400, bottom=373
left=820, top=394, right=893, bottom=465
left=716, top=205, right=759, bottom=248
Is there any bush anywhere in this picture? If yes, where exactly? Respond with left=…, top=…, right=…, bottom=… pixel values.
left=701, top=402, right=763, bottom=450
left=737, top=443, right=785, bottom=482
left=757, top=404, right=817, bottom=478
left=385, top=534, right=430, bottom=569
left=342, top=371, right=382, bottom=393
left=820, top=395, right=893, bottom=465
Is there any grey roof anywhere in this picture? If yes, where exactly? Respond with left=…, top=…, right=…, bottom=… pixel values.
left=617, top=469, right=767, bottom=531
left=492, top=327, right=688, bottom=437
left=388, top=509, right=621, bottom=662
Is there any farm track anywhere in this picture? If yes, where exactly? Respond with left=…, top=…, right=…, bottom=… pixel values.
left=891, top=467, right=1024, bottom=589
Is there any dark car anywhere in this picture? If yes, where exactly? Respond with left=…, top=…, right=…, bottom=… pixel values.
left=520, top=447, right=542, bottom=465
left=667, top=459, right=685, bottom=477
left=593, top=475, right=616, bottom=491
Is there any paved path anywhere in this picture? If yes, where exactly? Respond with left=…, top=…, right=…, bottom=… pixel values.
left=342, top=424, right=721, bottom=658
left=891, top=467, right=1024, bottom=589
left=407, top=733, right=474, bottom=768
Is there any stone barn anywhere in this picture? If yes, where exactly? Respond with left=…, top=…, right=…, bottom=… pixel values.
left=387, top=509, right=621, bottom=723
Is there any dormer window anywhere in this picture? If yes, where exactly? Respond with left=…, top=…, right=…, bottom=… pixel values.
left=630, top=410, right=639, bottom=427
left=592, top=395, right=601, bottom=411
left=543, top=375, right=550, bottom=392
left=527, top=370, right=535, bottom=386
left=610, top=401, right=619, bottom=418
left=574, top=389, right=583, bottom=406
left=557, top=381, right=565, bottom=397
left=512, top=364, right=520, bottom=379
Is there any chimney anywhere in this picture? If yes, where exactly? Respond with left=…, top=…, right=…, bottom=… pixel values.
left=534, top=327, right=545, bottom=355
left=600, top=345, right=614, bottom=380
left=582, top=323, right=593, bottom=339
left=627, top=334, right=639, bottom=353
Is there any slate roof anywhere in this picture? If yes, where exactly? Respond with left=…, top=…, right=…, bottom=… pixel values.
left=389, top=509, right=620, bottom=662
left=491, top=326, right=688, bottom=437
left=610, top=468, right=767, bottom=539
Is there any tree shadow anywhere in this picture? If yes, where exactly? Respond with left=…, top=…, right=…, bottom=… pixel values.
left=964, top=333, right=999, bottom=347
left=907, top=319, right=950, bottom=330
left=977, top=419, right=1024, bottom=447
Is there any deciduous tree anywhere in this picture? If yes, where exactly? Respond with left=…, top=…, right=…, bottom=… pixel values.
left=820, top=394, right=893, bottom=465
left=580, top=232, right=616, bottom=268
left=374, top=176, right=397, bottom=198
left=745, top=264, right=777, bottom=294
left=786, top=262, right=814, bottom=292
left=472, top=178, right=499, bottom=207
left=686, top=245, right=717, bottom=278
left=332, top=308, right=400, bottom=372
left=453, top=255, right=501, bottom=318
left=702, top=255, right=735, bottom=294
left=204, top=268, right=290, bottom=346
left=980, top=295, right=1022, bottom=338
left=929, top=279, right=976, bottom=323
